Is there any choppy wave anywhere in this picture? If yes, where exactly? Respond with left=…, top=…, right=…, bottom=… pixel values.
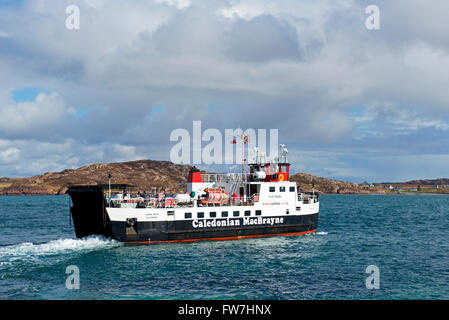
left=0, top=236, right=122, bottom=264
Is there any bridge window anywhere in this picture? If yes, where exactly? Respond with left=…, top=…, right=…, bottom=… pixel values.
left=185, top=212, right=192, bottom=219
left=221, top=211, right=228, bottom=217
left=280, top=187, right=285, bottom=192
left=197, top=212, right=204, bottom=219
left=210, top=212, right=216, bottom=218
left=290, top=186, right=295, bottom=192
left=244, top=210, right=251, bottom=216
left=256, top=210, right=262, bottom=216
left=269, top=187, right=275, bottom=192
left=233, top=211, right=240, bottom=217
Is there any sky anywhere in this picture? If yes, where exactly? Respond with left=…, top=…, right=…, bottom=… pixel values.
left=0, top=0, right=449, bottom=182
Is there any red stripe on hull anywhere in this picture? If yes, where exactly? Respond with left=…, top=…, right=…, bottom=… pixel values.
left=126, top=229, right=317, bottom=244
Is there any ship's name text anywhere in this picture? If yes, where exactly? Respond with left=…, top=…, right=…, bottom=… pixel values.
left=192, top=217, right=284, bottom=228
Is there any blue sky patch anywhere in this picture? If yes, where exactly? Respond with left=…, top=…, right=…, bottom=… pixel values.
left=208, top=105, right=226, bottom=113
left=145, top=106, right=165, bottom=119
left=347, top=105, right=366, bottom=118
left=73, top=106, right=107, bottom=119
left=12, top=87, right=48, bottom=102
left=75, top=108, right=90, bottom=119
left=0, top=0, right=25, bottom=9
left=151, top=105, right=165, bottom=115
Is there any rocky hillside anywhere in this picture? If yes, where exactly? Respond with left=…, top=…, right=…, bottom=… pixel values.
left=383, top=178, right=449, bottom=186
left=290, top=172, right=387, bottom=194
left=0, top=159, right=389, bottom=195
left=0, top=160, right=194, bottom=195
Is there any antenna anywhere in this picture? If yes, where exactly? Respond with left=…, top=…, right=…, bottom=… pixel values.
left=283, top=148, right=289, bottom=163
left=253, top=147, right=258, bottom=163
left=279, top=144, right=288, bottom=163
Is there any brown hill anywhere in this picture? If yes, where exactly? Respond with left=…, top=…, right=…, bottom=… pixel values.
left=382, top=178, right=449, bottom=186
left=0, top=160, right=194, bottom=195
left=290, top=172, right=386, bottom=194
left=0, top=159, right=387, bottom=195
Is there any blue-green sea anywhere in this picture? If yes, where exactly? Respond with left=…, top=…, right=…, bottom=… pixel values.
left=0, top=194, right=448, bottom=300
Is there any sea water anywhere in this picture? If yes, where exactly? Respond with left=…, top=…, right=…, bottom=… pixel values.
left=0, top=194, right=448, bottom=299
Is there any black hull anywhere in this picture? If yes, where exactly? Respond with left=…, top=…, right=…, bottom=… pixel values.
left=112, top=213, right=319, bottom=243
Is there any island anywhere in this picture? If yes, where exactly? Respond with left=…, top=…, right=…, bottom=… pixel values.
left=0, top=160, right=447, bottom=195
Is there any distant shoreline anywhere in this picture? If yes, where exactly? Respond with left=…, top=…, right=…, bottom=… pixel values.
left=1, top=159, right=449, bottom=196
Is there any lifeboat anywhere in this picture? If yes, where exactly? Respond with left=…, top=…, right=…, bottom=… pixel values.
left=204, top=188, right=229, bottom=204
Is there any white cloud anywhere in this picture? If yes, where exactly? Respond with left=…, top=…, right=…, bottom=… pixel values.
left=0, top=147, right=20, bottom=164
left=0, top=92, right=67, bottom=137
left=351, top=102, right=449, bottom=140
left=0, top=138, right=168, bottom=177
left=154, top=0, right=191, bottom=9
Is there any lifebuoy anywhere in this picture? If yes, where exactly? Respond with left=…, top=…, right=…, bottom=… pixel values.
left=279, top=174, right=284, bottom=181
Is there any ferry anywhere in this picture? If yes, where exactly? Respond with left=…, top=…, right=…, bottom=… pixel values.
left=67, top=145, right=319, bottom=243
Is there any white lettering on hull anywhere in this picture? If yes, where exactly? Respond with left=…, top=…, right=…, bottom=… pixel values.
left=192, top=217, right=284, bottom=228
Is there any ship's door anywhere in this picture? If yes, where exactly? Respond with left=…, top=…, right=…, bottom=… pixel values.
left=166, top=211, right=176, bottom=233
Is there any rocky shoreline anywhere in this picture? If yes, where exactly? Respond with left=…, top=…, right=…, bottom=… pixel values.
left=289, top=173, right=387, bottom=195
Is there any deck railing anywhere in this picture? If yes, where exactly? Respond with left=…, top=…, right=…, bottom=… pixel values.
left=299, top=193, right=318, bottom=204
left=200, top=173, right=252, bottom=183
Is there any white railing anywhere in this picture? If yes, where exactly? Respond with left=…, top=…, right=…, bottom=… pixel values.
left=200, top=173, right=252, bottom=183
left=299, top=193, right=318, bottom=204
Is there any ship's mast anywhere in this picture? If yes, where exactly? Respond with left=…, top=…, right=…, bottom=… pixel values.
left=231, top=130, right=249, bottom=201
left=235, top=131, right=249, bottom=180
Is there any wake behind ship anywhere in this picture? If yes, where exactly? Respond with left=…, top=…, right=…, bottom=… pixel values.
left=68, top=145, right=319, bottom=243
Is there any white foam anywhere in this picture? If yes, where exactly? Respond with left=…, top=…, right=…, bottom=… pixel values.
left=315, top=231, right=328, bottom=236
left=0, top=236, right=122, bottom=263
